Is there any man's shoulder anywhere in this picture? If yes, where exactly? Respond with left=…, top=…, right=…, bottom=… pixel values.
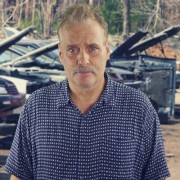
left=109, top=79, right=150, bottom=106
left=34, top=80, right=65, bottom=95
left=27, top=80, right=66, bottom=103
left=110, top=79, right=145, bottom=97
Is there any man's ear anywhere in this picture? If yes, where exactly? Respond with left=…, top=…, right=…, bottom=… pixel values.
left=58, top=44, right=63, bottom=63
left=106, top=40, right=110, bottom=60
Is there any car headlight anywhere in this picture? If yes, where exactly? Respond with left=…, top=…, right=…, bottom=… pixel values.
left=0, top=86, right=8, bottom=94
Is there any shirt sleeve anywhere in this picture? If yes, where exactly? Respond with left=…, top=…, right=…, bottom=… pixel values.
left=142, top=97, right=170, bottom=180
left=4, top=99, right=33, bottom=180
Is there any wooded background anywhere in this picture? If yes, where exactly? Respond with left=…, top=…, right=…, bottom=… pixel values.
left=0, top=0, right=180, bottom=39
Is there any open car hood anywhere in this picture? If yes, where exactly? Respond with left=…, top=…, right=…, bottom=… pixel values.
left=110, top=25, right=180, bottom=58
left=110, top=30, right=148, bottom=58
left=0, top=26, right=35, bottom=53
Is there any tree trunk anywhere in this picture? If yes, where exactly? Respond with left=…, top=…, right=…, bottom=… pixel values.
left=89, top=0, right=94, bottom=6
left=17, top=0, right=24, bottom=28
left=122, top=0, right=130, bottom=41
left=0, top=1, right=3, bottom=27
left=40, top=0, right=56, bottom=38
left=25, top=0, right=29, bottom=19
left=31, top=0, right=36, bottom=25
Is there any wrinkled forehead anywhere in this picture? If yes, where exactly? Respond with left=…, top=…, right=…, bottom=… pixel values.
left=58, top=19, right=107, bottom=44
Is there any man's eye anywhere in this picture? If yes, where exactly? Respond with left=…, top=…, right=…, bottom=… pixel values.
left=68, top=48, right=79, bottom=54
left=89, top=46, right=98, bottom=53
left=91, top=47, right=97, bottom=51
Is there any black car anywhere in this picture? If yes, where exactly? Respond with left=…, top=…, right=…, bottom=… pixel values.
left=0, top=77, right=25, bottom=117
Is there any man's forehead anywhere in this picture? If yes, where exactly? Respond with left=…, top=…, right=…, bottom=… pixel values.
left=65, top=42, right=100, bottom=48
left=60, top=33, right=104, bottom=46
left=59, top=19, right=106, bottom=41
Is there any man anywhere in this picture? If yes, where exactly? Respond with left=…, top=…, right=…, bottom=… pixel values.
left=5, top=3, right=169, bottom=180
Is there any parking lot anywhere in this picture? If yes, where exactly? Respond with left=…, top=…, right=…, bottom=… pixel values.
left=161, top=117, right=180, bottom=180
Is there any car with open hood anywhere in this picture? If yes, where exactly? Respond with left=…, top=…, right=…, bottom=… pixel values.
left=107, top=26, right=180, bottom=123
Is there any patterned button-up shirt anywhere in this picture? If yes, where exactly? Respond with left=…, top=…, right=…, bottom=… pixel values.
left=5, top=76, right=169, bottom=180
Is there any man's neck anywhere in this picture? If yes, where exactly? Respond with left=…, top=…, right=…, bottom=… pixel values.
left=69, top=79, right=106, bottom=114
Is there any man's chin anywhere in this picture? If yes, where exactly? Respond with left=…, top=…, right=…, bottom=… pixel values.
left=75, top=74, right=94, bottom=83
left=78, top=83, right=95, bottom=89
left=76, top=80, right=97, bottom=89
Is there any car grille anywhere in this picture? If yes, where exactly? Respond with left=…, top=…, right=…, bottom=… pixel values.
left=6, top=84, right=19, bottom=95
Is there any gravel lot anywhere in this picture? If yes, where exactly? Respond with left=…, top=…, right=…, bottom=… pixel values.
left=161, top=117, right=180, bottom=180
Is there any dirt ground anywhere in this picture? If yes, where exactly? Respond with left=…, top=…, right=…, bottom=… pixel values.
left=161, top=117, right=180, bottom=180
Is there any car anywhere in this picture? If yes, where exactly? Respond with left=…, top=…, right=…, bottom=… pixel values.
left=108, top=54, right=176, bottom=123
left=0, top=26, right=35, bottom=53
left=0, top=43, right=66, bottom=95
left=107, top=26, right=180, bottom=123
left=0, top=42, right=63, bottom=70
left=0, top=77, right=26, bottom=117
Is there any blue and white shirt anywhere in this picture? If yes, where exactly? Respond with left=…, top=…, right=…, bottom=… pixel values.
left=5, top=76, right=170, bottom=180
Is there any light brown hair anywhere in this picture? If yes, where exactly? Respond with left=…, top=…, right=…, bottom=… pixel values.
left=57, top=3, right=108, bottom=42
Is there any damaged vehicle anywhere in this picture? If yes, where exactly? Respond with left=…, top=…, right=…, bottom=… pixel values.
left=0, top=76, right=25, bottom=117
left=108, top=55, right=176, bottom=124
left=0, top=29, right=65, bottom=95
left=107, top=26, right=179, bottom=123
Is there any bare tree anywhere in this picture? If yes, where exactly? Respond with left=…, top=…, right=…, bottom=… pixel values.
left=1, top=0, right=16, bottom=27
left=88, top=0, right=94, bottom=6
left=131, top=0, right=180, bottom=34
left=3, top=3, right=17, bottom=27
left=31, top=0, right=36, bottom=25
left=121, top=0, right=130, bottom=41
left=1, top=0, right=29, bottom=28
left=17, top=0, right=24, bottom=28
left=144, top=0, right=162, bottom=33
left=40, top=0, right=56, bottom=38
left=0, top=0, right=4, bottom=27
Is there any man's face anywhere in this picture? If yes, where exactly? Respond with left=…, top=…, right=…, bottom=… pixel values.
left=59, top=19, right=110, bottom=91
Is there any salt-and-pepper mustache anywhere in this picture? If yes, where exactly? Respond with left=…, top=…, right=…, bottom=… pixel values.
left=73, top=66, right=95, bottom=74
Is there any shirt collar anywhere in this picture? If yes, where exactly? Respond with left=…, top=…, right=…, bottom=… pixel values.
left=56, top=79, right=70, bottom=108
left=100, top=73, right=115, bottom=107
left=56, top=73, right=115, bottom=108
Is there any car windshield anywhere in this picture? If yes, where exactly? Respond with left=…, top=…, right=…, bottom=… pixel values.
left=16, top=42, right=40, bottom=51
left=11, top=45, right=60, bottom=68
left=12, top=45, right=32, bottom=54
left=0, top=50, right=20, bottom=63
left=0, top=52, right=12, bottom=63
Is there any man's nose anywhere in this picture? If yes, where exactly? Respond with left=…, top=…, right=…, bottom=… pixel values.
left=77, top=49, right=90, bottom=66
